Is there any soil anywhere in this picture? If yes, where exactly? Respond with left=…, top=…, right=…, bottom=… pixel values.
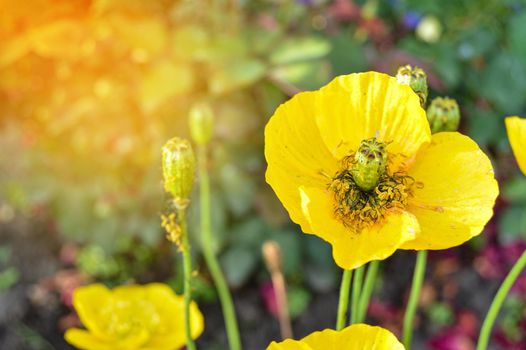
left=0, top=217, right=502, bottom=350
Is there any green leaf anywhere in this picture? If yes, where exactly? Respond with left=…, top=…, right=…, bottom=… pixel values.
left=498, top=205, right=526, bottom=243
left=0, top=267, right=20, bottom=292
left=268, top=229, right=301, bottom=276
left=466, top=108, right=504, bottom=148
left=479, top=51, right=526, bottom=113
left=220, top=246, right=258, bottom=288
left=209, top=59, right=267, bottom=95
left=457, top=26, right=498, bottom=60
left=271, top=60, right=331, bottom=91
left=287, top=285, right=311, bottom=319
left=508, top=10, right=526, bottom=62
left=503, top=176, right=526, bottom=203
left=270, top=37, right=331, bottom=66
left=219, top=164, right=256, bottom=217
left=328, top=33, right=367, bottom=75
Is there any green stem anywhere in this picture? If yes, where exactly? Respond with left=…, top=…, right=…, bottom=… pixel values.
left=403, top=250, right=428, bottom=349
left=336, top=269, right=353, bottom=330
left=476, top=249, right=526, bottom=350
left=350, top=266, right=365, bottom=324
left=357, top=261, right=380, bottom=323
left=198, top=145, right=242, bottom=350
left=179, top=209, right=196, bottom=350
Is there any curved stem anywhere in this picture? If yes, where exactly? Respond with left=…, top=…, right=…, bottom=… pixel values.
left=350, top=266, right=365, bottom=324
left=476, top=249, right=526, bottom=350
left=403, top=250, right=428, bottom=349
left=179, top=209, right=196, bottom=350
left=357, top=261, right=380, bottom=323
left=198, top=145, right=242, bottom=350
left=336, top=269, right=353, bottom=330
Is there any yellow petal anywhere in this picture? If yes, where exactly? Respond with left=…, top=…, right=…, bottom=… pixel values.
left=265, top=91, right=338, bottom=232
left=316, top=72, right=431, bottom=170
left=267, top=340, right=314, bottom=350
left=72, top=284, right=113, bottom=340
left=505, top=116, right=526, bottom=175
left=300, top=186, right=419, bottom=269
left=142, top=283, right=204, bottom=349
left=266, top=324, right=405, bottom=350
left=64, top=328, right=116, bottom=350
left=401, top=132, right=498, bottom=250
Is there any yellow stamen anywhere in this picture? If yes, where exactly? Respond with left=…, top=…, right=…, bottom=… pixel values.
left=329, top=139, right=415, bottom=232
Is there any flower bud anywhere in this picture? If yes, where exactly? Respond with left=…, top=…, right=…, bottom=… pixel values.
left=350, top=138, right=388, bottom=191
left=396, top=65, right=428, bottom=108
left=426, top=97, right=460, bottom=133
left=189, top=102, right=214, bottom=145
left=162, top=137, right=196, bottom=208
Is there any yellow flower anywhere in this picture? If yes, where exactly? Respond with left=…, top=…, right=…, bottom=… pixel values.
left=65, top=283, right=204, bottom=350
left=505, top=116, right=526, bottom=175
left=265, top=72, right=498, bottom=269
left=266, top=324, right=404, bottom=350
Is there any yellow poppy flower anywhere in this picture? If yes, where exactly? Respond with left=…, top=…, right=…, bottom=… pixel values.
left=265, top=72, right=498, bottom=269
left=64, top=283, right=204, bottom=350
left=266, top=324, right=404, bottom=350
left=505, top=116, right=526, bottom=175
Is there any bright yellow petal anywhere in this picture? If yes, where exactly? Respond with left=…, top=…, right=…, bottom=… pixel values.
left=401, top=132, right=498, bottom=250
left=265, top=91, right=338, bottom=232
left=142, top=283, right=204, bottom=348
left=266, top=324, right=404, bottom=350
left=505, top=116, right=526, bottom=175
left=300, top=186, right=419, bottom=269
left=316, top=72, right=431, bottom=170
left=64, top=328, right=116, bottom=350
left=73, top=284, right=113, bottom=340
left=267, top=339, right=314, bottom=350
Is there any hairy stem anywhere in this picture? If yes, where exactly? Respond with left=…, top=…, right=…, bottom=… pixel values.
left=179, top=209, right=196, bottom=350
left=198, top=145, right=242, bottom=350
left=336, top=269, right=353, bottom=330
left=403, top=250, right=427, bottom=349
left=350, top=266, right=365, bottom=324
left=477, top=249, right=526, bottom=350
left=357, top=261, right=380, bottom=323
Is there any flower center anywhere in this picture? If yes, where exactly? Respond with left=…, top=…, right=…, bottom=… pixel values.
left=329, top=138, right=415, bottom=231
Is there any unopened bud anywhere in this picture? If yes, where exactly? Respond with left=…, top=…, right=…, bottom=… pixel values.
left=396, top=65, right=428, bottom=107
left=189, top=102, right=214, bottom=145
left=162, top=137, right=196, bottom=208
left=426, top=97, right=460, bottom=133
left=350, top=138, right=388, bottom=191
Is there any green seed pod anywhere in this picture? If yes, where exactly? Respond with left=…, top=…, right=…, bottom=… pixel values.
left=396, top=65, right=428, bottom=108
left=350, top=138, right=388, bottom=191
left=162, top=137, right=196, bottom=207
left=189, top=102, right=214, bottom=145
left=426, top=97, right=460, bottom=133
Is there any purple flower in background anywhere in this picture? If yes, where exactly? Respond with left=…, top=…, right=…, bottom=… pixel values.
left=297, top=0, right=314, bottom=6
left=403, top=11, right=422, bottom=29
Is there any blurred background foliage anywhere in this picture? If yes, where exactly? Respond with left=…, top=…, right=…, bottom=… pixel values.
left=1, top=0, right=526, bottom=347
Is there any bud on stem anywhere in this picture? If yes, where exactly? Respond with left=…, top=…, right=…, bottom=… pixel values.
left=396, top=65, right=428, bottom=108
left=189, top=102, right=214, bottom=145
left=426, top=97, right=460, bottom=133
left=162, top=137, right=196, bottom=209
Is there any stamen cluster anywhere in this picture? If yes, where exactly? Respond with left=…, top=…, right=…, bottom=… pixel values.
left=329, top=139, right=414, bottom=232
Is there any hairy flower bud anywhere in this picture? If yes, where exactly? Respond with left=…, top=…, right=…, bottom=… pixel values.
left=350, top=138, right=388, bottom=191
left=396, top=65, right=428, bottom=108
left=162, top=137, right=196, bottom=208
left=426, top=97, right=460, bottom=133
left=189, top=102, right=214, bottom=145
